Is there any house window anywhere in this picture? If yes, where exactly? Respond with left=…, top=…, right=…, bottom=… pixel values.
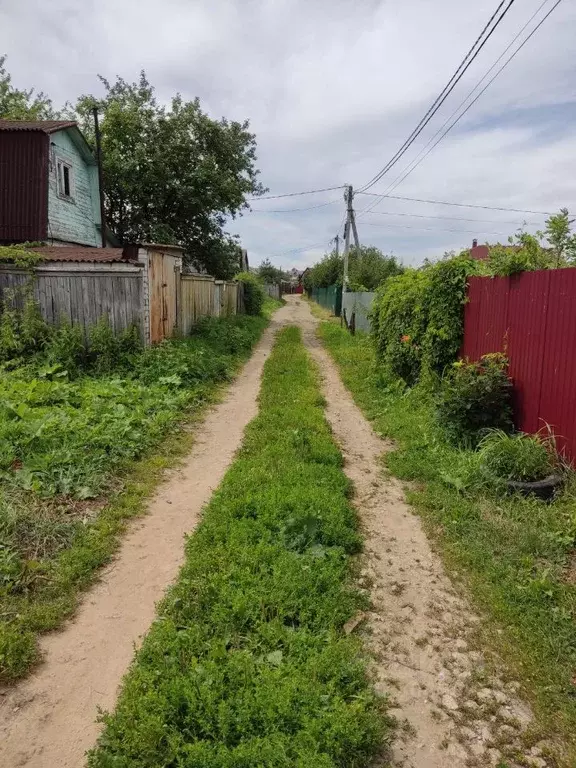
left=56, top=159, right=74, bottom=200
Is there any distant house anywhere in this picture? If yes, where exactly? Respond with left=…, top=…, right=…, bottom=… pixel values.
left=0, top=120, right=112, bottom=248
left=469, top=238, right=532, bottom=262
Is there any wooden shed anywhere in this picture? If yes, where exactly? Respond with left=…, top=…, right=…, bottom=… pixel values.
left=0, top=243, right=184, bottom=344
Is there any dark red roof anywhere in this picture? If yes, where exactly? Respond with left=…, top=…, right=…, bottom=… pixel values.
left=0, top=120, right=78, bottom=134
left=29, top=247, right=138, bottom=264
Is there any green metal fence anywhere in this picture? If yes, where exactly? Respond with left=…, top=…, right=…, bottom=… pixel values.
left=309, top=285, right=342, bottom=316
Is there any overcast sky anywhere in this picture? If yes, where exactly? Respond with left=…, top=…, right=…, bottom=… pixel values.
left=1, top=0, right=574, bottom=270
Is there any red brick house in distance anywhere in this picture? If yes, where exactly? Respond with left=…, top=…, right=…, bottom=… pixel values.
left=470, top=239, right=490, bottom=261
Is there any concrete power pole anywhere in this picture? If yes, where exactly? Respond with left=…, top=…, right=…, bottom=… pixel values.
left=342, top=185, right=353, bottom=289
left=334, top=233, right=340, bottom=257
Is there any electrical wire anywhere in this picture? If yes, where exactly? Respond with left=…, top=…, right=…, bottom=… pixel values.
left=247, top=200, right=340, bottom=213
left=365, top=0, right=563, bottom=205
left=362, top=221, right=510, bottom=236
left=246, top=185, right=345, bottom=202
left=357, top=0, right=517, bottom=193
left=269, top=240, right=332, bottom=258
left=364, top=209, right=539, bottom=226
left=356, top=191, right=553, bottom=216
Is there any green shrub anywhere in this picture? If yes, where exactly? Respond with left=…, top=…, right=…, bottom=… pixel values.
left=89, top=318, right=142, bottom=375
left=370, top=269, right=429, bottom=385
left=477, top=429, right=556, bottom=483
left=20, top=296, right=52, bottom=354
left=236, top=271, right=265, bottom=315
left=45, top=320, right=87, bottom=377
left=370, top=255, right=477, bottom=386
left=437, top=353, right=513, bottom=445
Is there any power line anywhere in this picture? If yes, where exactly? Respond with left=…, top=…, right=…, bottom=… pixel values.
left=371, top=0, right=563, bottom=202
left=247, top=200, right=340, bottom=213
left=247, top=185, right=345, bottom=201
left=269, top=240, right=331, bottom=258
left=356, top=190, right=553, bottom=216
left=362, top=221, right=510, bottom=236
left=357, top=0, right=517, bottom=193
left=365, top=209, right=539, bottom=226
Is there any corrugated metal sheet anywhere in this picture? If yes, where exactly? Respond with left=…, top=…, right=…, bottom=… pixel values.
left=0, top=120, right=78, bottom=134
left=29, top=246, right=134, bottom=263
left=462, top=268, right=576, bottom=464
left=538, top=270, right=576, bottom=460
left=462, top=276, right=509, bottom=360
left=507, top=271, right=550, bottom=433
left=310, top=285, right=342, bottom=316
left=0, top=131, right=48, bottom=242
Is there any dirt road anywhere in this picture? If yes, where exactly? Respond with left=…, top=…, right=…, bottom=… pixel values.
left=287, top=296, right=548, bottom=768
left=0, top=297, right=548, bottom=768
left=0, top=303, right=296, bottom=768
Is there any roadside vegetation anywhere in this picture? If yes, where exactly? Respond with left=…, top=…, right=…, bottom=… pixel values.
left=303, top=246, right=403, bottom=293
left=318, top=321, right=576, bottom=763
left=88, top=326, right=388, bottom=768
left=0, top=296, right=277, bottom=683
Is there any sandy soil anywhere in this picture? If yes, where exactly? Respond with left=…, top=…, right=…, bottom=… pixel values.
left=0, top=304, right=295, bottom=768
left=286, top=296, right=551, bottom=768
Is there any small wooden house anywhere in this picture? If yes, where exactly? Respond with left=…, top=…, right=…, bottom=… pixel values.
left=0, top=120, right=110, bottom=248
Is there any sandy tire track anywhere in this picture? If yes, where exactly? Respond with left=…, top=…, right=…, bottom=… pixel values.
left=0, top=303, right=294, bottom=768
left=287, top=296, right=551, bottom=768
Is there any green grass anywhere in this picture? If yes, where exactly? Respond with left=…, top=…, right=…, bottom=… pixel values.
left=318, top=321, right=576, bottom=765
left=0, top=312, right=273, bottom=683
left=88, top=326, right=388, bottom=768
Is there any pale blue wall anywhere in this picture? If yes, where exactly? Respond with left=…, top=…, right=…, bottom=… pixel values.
left=47, top=130, right=101, bottom=246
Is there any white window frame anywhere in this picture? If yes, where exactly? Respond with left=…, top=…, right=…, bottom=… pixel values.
left=56, top=157, right=75, bottom=201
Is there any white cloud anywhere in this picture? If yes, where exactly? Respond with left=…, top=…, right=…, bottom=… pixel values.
left=2, top=0, right=574, bottom=270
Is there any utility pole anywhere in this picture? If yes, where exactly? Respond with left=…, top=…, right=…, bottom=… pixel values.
left=92, top=106, right=107, bottom=248
left=334, top=233, right=339, bottom=257
left=351, top=208, right=360, bottom=250
left=342, top=184, right=353, bottom=289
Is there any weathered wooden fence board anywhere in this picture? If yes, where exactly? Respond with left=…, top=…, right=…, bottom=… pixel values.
left=0, top=267, right=143, bottom=336
left=180, top=276, right=216, bottom=334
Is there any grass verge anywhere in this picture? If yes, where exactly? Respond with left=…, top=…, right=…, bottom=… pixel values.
left=318, top=320, right=576, bottom=764
left=0, top=305, right=279, bottom=683
left=88, top=326, right=388, bottom=768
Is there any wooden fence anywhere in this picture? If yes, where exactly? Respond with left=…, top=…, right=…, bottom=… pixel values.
left=263, top=283, right=281, bottom=300
left=0, top=265, right=142, bottom=334
left=462, top=269, right=576, bottom=464
left=180, top=275, right=215, bottom=335
left=0, top=266, right=242, bottom=344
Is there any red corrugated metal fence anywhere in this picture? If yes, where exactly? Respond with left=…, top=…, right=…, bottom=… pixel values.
left=462, top=269, right=576, bottom=463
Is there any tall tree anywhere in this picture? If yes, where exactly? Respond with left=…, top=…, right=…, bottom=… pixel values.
left=75, top=73, right=265, bottom=277
left=257, top=258, right=286, bottom=284
left=0, top=55, right=55, bottom=119
left=544, top=208, right=576, bottom=266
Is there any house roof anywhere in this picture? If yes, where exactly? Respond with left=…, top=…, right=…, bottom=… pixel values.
left=28, top=246, right=139, bottom=264
left=0, top=120, right=79, bottom=134
left=0, top=120, right=97, bottom=165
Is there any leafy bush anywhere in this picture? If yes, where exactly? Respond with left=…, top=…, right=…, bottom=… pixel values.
left=437, top=353, right=513, bottom=445
left=304, top=246, right=402, bottom=292
left=89, top=317, right=142, bottom=375
left=370, top=255, right=477, bottom=385
left=44, top=320, right=87, bottom=377
left=370, top=269, right=430, bottom=385
left=236, top=271, right=265, bottom=315
left=477, top=429, right=556, bottom=483
left=88, top=327, right=385, bottom=767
